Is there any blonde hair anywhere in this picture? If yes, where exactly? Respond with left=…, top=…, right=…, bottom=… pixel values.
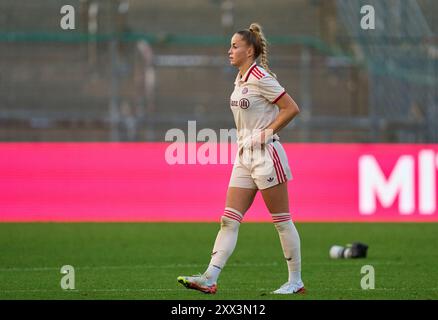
left=237, top=22, right=276, bottom=78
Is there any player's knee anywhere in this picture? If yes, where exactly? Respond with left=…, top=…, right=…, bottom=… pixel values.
left=272, top=213, right=292, bottom=231
left=220, top=215, right=240, bottom=231
left=221, top=208, right=243, bottom=229
left=274, top=220, right=291, bottom=232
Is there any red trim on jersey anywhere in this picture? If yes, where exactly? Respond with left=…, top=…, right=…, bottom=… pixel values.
left=268, top=145, right=283, bottom=183
left=250, top=67, right=264, bottom=80
left=272, top=144, right=286, bottom=183
left=253, top=67, right=264, bottom=78
left=272, top=91, right=286, bottom=104
left=252, top=68, right=264, bottom=79
left=244, top=64, right=258, bottom=82
left=251, top=70, right=262, bottom=80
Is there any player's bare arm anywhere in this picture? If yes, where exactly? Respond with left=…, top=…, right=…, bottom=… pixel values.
left=268, top=93, right=300, bottom=133
left=256, top=94, right=300, bottom=146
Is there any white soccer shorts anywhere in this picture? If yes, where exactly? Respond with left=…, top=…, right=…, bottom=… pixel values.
left=228, top=140, right=293, bottom=190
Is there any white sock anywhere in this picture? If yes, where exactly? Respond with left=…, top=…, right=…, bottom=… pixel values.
left=272, top=213, right=302, bottom=283
left=203, top=207, right=243, bottom=285
left=204, top=265, right=221, bottom=285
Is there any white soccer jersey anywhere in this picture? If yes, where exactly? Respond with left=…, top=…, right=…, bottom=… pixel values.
left=230, top=62, right=286, bottom=146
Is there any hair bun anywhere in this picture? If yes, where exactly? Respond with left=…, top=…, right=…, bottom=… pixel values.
left=249, top=23, right=262, bottom=34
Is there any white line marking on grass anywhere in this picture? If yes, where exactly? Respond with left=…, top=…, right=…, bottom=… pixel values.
left=0, top=288, right=257, bottom=293
left=0, top=260, right=406, bottom=272
left=260, top=287, right=438, bottom=292
left=0, top=262, right=279, bottom=272
left=1, top=287, right=438, bottom=294
left=0, top=267, right=59, bottom=272
left=305, top=262, right=406, bottom=266
left=0, top=261, right=406, bottom=272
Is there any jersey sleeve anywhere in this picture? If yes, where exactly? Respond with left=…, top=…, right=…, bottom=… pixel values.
left=258, top=74, right=286, bottom=104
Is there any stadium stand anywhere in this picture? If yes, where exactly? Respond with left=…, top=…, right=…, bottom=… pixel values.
left=0, top=0, right=436, bottom=142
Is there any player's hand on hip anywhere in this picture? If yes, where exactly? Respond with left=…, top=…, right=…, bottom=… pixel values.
left=243, top=129, right=273, bottom=151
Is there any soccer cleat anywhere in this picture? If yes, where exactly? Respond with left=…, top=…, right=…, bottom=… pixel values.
left=272, top=280, right=306, bottom=294
left=177, top=275, right=217, bottom=294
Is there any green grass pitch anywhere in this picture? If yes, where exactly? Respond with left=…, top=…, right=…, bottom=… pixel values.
left=0, top=223, right=437, bottom=300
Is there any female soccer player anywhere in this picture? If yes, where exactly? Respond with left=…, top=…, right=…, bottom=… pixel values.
left=178, top=23, right=304, bottom=295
